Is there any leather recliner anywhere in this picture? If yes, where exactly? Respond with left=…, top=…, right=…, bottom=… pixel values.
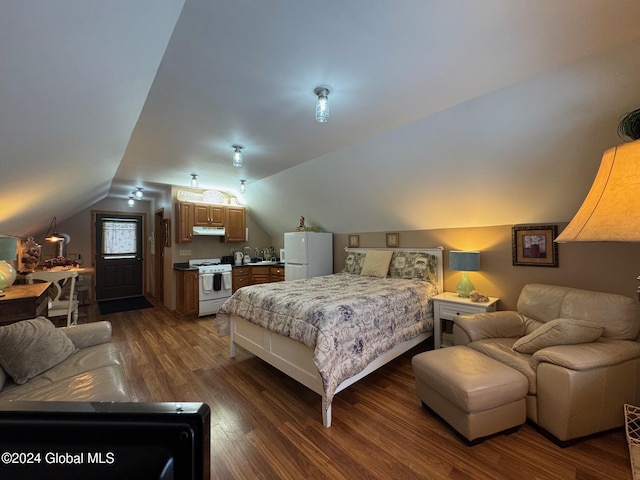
left=452, top=283, right=640, bottom=443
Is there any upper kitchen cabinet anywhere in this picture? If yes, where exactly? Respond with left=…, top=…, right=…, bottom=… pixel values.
left=175, top=202, right=246, bottom=243
left=175, top=202, right=194, bottom=243
left=193, top=204, right=224, bottom=227
left=223, top=206, right=246, bottom=243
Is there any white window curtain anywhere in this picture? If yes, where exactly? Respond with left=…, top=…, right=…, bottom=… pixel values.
left=102, top=219, right=138, bottom=255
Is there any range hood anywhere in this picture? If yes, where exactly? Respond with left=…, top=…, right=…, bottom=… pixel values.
left=192, top=226, right=226, bottom=236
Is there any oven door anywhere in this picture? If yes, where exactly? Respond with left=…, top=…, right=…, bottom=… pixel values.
left=199, top=273, right=231, bottom=300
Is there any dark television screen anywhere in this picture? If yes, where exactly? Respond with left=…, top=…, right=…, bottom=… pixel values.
left=0, top=401, right=210, bottom=480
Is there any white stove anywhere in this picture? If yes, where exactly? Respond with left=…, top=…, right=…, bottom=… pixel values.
left=189, top=258, right=233, bottom=274
left=188, top=259, right=233, bottom=316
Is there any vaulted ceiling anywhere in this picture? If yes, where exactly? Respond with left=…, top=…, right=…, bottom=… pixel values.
left=3, top=0, right=640, bottom=238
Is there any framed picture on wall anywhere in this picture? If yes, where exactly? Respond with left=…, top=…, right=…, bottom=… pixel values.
left=348, top=234, right=360, bottom=247
left=386, top=232, right=399, bottom=248
left=512, top=224, right=558, bottom=267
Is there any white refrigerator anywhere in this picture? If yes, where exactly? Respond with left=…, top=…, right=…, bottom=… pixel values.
left=284, top=231, right=333, bottom=281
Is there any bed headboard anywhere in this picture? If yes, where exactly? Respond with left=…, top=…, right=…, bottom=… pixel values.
left=344, top=247, right=444, bottom=291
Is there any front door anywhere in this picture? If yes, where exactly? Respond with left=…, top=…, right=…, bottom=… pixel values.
left=94, top=213, right=144, bottom=301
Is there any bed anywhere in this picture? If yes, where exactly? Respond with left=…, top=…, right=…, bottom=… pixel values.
left=215, top=247, right=443, bottom=427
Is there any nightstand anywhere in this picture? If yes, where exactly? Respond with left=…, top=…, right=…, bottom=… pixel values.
left=432, top=292, right=499, bottom=348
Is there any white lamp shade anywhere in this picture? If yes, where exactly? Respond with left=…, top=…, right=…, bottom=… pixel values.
left=556, top=139, right=640, bottom=242
left=449, top=251, right=480, bottom=272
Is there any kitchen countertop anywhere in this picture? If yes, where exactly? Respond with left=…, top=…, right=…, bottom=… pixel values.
left=232, top=262, right=284, bottom=268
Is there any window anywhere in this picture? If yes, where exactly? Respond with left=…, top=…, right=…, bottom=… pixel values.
left=101, top=219, right=138, bottom=256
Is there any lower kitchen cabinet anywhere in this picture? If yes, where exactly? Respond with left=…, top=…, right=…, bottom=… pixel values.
left=176, top=269, right=199, bottom=315
left=232, top=265, right=285, bottom=292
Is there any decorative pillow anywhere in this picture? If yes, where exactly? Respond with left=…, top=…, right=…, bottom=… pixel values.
left=512, top=318, right=604, bottom=354
left=360, top=250, right=393, bottom=278
left=0, top=317, right=77, bottom=384
left=342, top=251, right=366, bottom=275
left=389, top=252, right=438, bottom=281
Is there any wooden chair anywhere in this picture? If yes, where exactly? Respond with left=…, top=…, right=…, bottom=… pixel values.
left=26, top=271, right=79, bottom=326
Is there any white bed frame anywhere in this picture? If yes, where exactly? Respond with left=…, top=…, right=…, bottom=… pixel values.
left=229, top=246, right=444, bottom=427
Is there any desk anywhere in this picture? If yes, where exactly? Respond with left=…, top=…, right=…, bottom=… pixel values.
left=0, top=283, right=50, bottom=326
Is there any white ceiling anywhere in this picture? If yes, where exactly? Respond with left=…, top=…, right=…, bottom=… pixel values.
left=3, top=0, right=640, bottom=238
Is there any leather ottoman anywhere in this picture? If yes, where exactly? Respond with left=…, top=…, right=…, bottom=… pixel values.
left=412, top=346, right=527, bottom=444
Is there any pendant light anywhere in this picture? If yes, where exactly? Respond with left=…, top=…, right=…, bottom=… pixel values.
left=191, top=174, right=198, bottom=188
left=133, top=187, right=144, bottom=199
left=314, top=86, right=330, bottom=123
left=239, top=180, right=246, bottom=194
left=232, top=145, right=243, bottom=167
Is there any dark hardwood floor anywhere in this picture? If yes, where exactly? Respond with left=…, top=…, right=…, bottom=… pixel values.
left=83, top=300, right=634, bottom=479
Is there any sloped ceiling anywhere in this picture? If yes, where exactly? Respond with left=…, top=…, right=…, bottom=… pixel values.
left=2, top=0, right=640, bottom=238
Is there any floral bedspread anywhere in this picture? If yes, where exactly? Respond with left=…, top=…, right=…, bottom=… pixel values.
left=216, top=273, right=440, bottom=405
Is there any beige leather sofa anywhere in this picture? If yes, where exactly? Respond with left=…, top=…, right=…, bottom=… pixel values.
left=453, top=283, right=640, bottom=443
left=0, top=320, right=130, bottom=402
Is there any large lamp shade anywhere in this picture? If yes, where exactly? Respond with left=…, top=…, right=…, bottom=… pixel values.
left=556, top=139, right=640, bottom=242
left=449, top=251, right=480, bottom=298
left=0, top=237, right=18, bottom=293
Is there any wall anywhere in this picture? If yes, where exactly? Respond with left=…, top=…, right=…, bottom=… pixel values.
left=333, top=224, right=640, bottom=310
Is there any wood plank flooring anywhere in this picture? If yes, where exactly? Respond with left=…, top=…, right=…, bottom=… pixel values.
left=84, top=301, right=634, bottom=479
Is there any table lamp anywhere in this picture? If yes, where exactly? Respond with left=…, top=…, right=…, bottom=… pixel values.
left=0, top=236, right=18, bottom=294
left=449, top=250, right=480, bottom=298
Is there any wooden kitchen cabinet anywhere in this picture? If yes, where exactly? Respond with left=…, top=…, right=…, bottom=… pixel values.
left=176, top=202, right=245, bottom=244
left=223, top=206, right=246, bottom=243
left=232, top=266, right=251, bottom=293
left=193, top=204, right=224, bottom=227
left=232, top=264, right=285, bottom=292
left=251, top=266, right=271, bottom=285
left=176, top=269, right=199, bottom=315
left=175, top=202, right=194, bottom=244
left=270, top=266, right=285, bottom=282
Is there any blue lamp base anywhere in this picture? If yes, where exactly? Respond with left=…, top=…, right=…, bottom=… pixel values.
left=456, top=272, right=475, bottom=298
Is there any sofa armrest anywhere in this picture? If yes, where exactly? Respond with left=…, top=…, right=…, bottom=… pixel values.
left=60, top=321, right=113, bottom=349
left=530, top=339, right=640, bottom=370
left=453, top=311, right=525, bottom=344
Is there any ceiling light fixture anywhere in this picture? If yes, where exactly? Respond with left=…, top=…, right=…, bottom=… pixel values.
left=232, top=145, right=243, bottom=168
left=191, top=174, right=198, bottom=188
left=134, top=187, right=144, bottom=199
left=128, top=196, right=135, bottom=207
left=239, top=179, right=246, bottom=194
left=314, top=86, right=330, bottom=123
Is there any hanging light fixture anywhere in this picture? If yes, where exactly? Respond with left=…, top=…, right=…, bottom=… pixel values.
left=128, top=196, right=135, bottom=207
left=314, top=86, right=330, bottom=123
left=133, top=187, right=144, bottom=199
left=44, top=216, right=70, bottom=257
left=239, top=179, right=246, bottom=194
left=191, top=174, right=198, bottom=188
left=44, top=216, right=64, bottom=243
left=232, top=145, right=243, bottom=167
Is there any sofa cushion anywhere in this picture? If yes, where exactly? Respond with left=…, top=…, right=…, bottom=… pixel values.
left=468, top=338, right=537, bottom=395
left=360, top=250, right=393, bottom=277
left=0, top=317, right=77, bottom=384
left=0, top=365, right=130, bottom=402
left=512, top=318, right=604, bottom=354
